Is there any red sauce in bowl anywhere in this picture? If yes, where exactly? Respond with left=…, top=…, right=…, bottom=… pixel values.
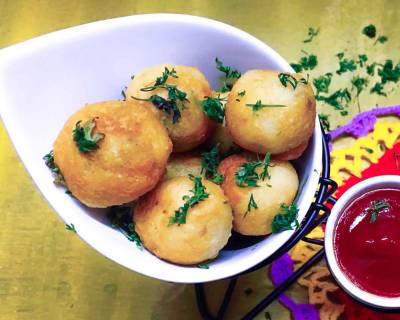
left=334, top=188, right=400, bottom=297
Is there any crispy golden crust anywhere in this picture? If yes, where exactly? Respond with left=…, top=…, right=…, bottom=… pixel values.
left=134, top=176, right=232, bottom=265
left=53, top=100, right=172, bottom=208
left=164, top=154, right=203, bottom=180
left=126, top=64, right=214, bottom=152
left=273, top=140, right=309, bottom=161
left=225, top=70, right=316, bottom=154
left=219, top=154, right=299, bottom=236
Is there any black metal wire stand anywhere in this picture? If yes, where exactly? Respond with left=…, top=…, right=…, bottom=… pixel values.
left=194, top=125, right=338, bottom=320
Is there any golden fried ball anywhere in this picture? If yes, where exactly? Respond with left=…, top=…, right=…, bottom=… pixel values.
left=225, top=70, right=316, bottom=155
left=134, top=176, right=232, bottom=265
left=273, top=140, right=309, bottom=161
left=53, top=100, right=172, bottom=208
left=164, top=154, right=203, bottom=180
left=218, top=154, right=299, bottom=236
left=126, top=64, right=214, bottom=152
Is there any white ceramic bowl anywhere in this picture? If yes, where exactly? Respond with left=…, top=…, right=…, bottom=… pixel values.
left=325, top=175, right=400, bottom=309
left=0, top=14, right=322, bottom=283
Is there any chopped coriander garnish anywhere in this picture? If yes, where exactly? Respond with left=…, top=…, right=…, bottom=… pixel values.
left=201, top=96, right=225, bottom=123
left=364, top=147, right=374, bottom=154
left=271, top=204, right=299, bottom=233
left=43, top=150, right=65, bottom=185
left=245, top=193, right=258, bottom=217
left=107, top=205, right=142, bottom=248
left=319, top=114, right=331, bottom=132
left=357, top=54, right=368, bottom=67
left=265, top=312, right=272, bottom=320
left=290, top=53, right=318, bottom=72
left=313, top=73, right=333, bottom=96
left=278, top=73, right=308, bottom=90
left=121, top=87, right=127, bottom=100
left=316, top=88, right=351, bottom=111
left=169, top=175, right=209, bottom=225
left=368, top=199, right=390, bottom=223
left=303, top=27, right=319, bottom=43
left=132, top=68, right=188, bottom=123
left=370, top=82, right=387, bottom=96
left=376, top=35, right=388, bottom=44
left=197, top=263, right=210, bottom=269
left=336, top=53, right=357, bottom=75
left=362, top=24, right=377, bottom=38
left=246, top=100, right=287, bottom=112
left=201, top=146, right=224, bottom=184
left=366, top=63, right=377, bottom=76
left=340, top=110, right=349, bottom=116
left=65, top=223, right=77, bottom=233
left=215, top=57, right=241, bottom=92
left=238, top=90, right=246, bottom=97
left=351, top=76, right=369, bottom=97
left=235, top=154, right=271, bottom=188
left=378, top=60, right=400, bottom=84
left=73, top=118, right=105, bottom=153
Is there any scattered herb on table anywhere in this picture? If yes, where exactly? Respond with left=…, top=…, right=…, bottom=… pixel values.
left=357, top=54, right=368, bottom=67
left=303, top=27, right=319, bottom=43
left=362, top=24, right=376, bottom=38
left=246, top=100, right=287, bottom=112
left=368, top=200, right=390, bottom=223
left=313, top=73, right=333, bottom=96
left=215, top=57, right=241, bottom=92
left=201, top=146, right=224, bottom=184
left=65, top=223, right=77, bottom=233
left=271, top=204, right=299, bottom=233
left=73, top=118, right=105, bottom=153
left=265, top=311, right=272, bottom=320
left=351, top=76, right=369, bottom=97
left=376, top=35, right=388, bottom=45
left=278, top=73, right=308, bottom=90
left=169, top=175, right=209, bottom=225
left=245, top=193, right=258, bottom=217
left=370, top=82, right=387, bottom=96
left=107, top=205, right=142, bottom=248
left=290, top=52, right=318, bottom=72
left=336, top=52, right=357, bottom=75
left=201, top=95, right=226, bottom=123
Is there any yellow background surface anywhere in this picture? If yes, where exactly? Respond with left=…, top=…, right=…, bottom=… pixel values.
left=1, top=1, right=400, bottom=319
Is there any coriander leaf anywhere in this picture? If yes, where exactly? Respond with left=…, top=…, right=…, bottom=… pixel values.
left=376, top=35, right=388, bottom=44
left=65, top=223, right=77, bottom=233
left=368, top=199, right=390, bottom=223
left=362, top=24, right=376, bottom=38
left=313, top=73, right=333, bottom=95
left=107, top=205, right=142, bottom=248
left=316, top=88, right=351, bottom=111
left=201, top=96, right=225, bottom=123
left=197, top=263, right=210, bottom=269
left=265, top=312, right=272, bottom=320
left=370, top=82, right=387, bottom=96
left=245, top=193, right=258, bottom=217
left=351, top=76, right=369, bottom=97
left=73, top=119, right=105, bottom=153
left=235, top=161, right=262, bottom=188
left=378, top=60, right=400, bottom=84
left=319, top=114, right=331, bottom=132
left=121, top=87, right=127, bottom=100
left=215, top=58, right=241, bottom=79
left=238, top=90, right=246, bottom=97
left=260, top=153, right=272, bottom=180
left=201, top=146, right=224, bottom=184
left=303, top=27, right=319, bottom=43
left=271, top=204, right=299, bottom=233
left=169, top=175, right=209, bottom=225
left=336, top=54, right=357, bottom=75
left=290, top=53, right=318, bottom=72
left=155, top=67, right=178, bottom=86
left=357, top=54, right=368, bottom=67
left=278, top=73, right=308, bottom=90
left=246, top=100, right=287, bottom=112
left=340, top=110, right=349, bottom=116
left=366, top=63, right=377, bottom=76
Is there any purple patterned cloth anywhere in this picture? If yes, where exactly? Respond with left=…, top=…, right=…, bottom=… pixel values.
left=329, top=105, right=400, bottom=140
left=270, top=254, right=320, bottom=320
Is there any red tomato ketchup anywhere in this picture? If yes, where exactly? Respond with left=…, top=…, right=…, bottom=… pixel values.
left=334, top=188, right=400, bottom=297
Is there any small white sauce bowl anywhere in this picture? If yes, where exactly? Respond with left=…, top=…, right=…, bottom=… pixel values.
left=325, top=175, right=400, bottom=310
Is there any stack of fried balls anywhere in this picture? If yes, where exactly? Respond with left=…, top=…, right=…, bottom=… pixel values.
left=51, top=62, right=316, bottom=265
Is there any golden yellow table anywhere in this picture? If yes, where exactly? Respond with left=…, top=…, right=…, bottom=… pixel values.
left=1, top=1, right=399, bottom=319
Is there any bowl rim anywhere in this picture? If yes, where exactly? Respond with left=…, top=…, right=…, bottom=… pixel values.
left=0, top=13, right=323, bottom=283
left=325, top=175, right=400, bottom=309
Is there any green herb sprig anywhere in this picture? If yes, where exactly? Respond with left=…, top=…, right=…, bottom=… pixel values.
left=278, top=73, right=308, bottom=90
left=43, top=150, right=65, bottom=185
left=235, top=153, right=272, bottom=188
left=73, top=118, right=105, bottom=153
left=313, top=73, right=333, bottom=96
left=303, top=27, right=319, bottom=43
left=215, top=58, right=241, bottom=92
left=336, top=53, right=357, bottom=75
left=169, top=175, right=209, bottom=225
left=65, top=223, right=77, bottom=233
left=201, top=146, right=224, bottom=184
left=107, top=205, right=142, bottom=248
left=368, top=199, right=390, bottom=223
left=245, top=193, right=258, bottom=217
left=246, top=100, right=287, bottom=112
left=271, top=204, right=299, bottom=233
left=290, top=53, right=318, bottom=73
left=201, top=95, right=226, bottom=123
